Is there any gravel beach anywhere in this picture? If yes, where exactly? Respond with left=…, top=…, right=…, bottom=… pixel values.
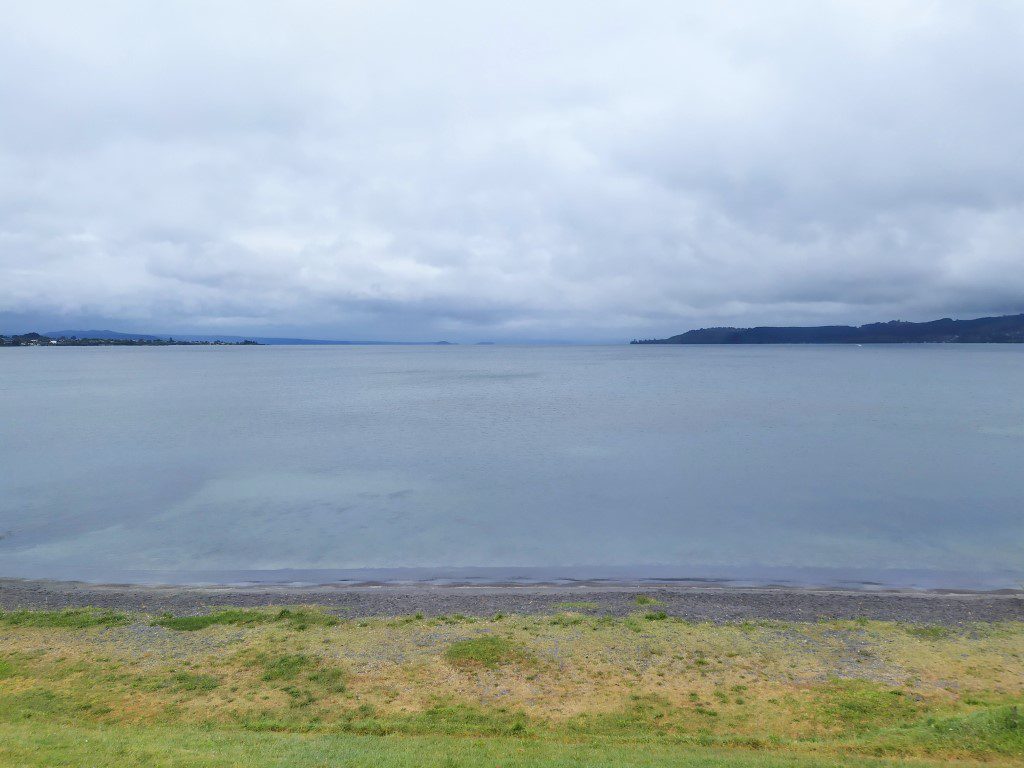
left=1, top=578, right=1020, bottom=624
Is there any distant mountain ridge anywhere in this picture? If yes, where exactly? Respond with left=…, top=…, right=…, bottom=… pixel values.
left=632, top=313, right=1024, bottom=344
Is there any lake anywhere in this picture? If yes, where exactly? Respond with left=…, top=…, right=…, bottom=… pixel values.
left=1, top=344, right=1022, bottom=589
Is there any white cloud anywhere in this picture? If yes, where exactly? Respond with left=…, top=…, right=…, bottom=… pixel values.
left=2, top=1, right=1023, bottom=339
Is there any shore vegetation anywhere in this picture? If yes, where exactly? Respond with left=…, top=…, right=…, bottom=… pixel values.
left=0, top=607, right=1021, bottom=766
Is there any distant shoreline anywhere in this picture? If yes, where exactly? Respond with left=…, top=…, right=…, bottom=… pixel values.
left=0, top=332, right=258, bottom=347
left=0, top=330, right=458, bottom=346
left=634, top=312, right=1024, bottom=344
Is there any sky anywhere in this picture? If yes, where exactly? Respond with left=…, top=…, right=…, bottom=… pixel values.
left=2, top=1, right=1023, bottom=342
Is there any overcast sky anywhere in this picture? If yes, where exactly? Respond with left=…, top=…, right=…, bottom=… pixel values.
left=2, top=1, right=1023, bottom=341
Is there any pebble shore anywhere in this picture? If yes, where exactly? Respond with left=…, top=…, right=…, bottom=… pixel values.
left=1, top=578, right=1021, bottom=624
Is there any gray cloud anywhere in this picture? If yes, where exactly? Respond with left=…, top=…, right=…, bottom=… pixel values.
left=2, top=1, right=1023, bottom=340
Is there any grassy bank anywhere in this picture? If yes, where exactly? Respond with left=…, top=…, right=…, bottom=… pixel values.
left=0, top=606, right=1021, bottom=766
left=2, top=722, right=1000, bottom=768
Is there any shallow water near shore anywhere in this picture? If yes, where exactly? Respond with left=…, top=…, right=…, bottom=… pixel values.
left=2, top=344, right=1023, bottom=589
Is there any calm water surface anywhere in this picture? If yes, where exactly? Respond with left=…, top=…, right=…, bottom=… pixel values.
left=1, top=345, right=1022, bottom=589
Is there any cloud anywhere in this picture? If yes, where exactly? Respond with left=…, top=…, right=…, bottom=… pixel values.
left=1, top=1, right=1023, bottom=340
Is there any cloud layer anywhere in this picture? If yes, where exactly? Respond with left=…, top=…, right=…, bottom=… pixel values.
left=2, top=1, right=1023, bottom=340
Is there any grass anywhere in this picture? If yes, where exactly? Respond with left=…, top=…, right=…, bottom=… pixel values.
left=153, top=607, right=338, bottom=631
left=0, top=721, right=983, bottom=768
left=553, top=601, right=600, bottom=611
left=635, top=595, right=665, bottom=606
left=307, top=667, right=347, bottom=693
left=443, top=636, right=531, bottom=668
left=819, top=680, right=917, bottom=733
left=904, top=625, right=954, bottom=641
left=0, top=607, right=130, bottom=628
left=261, top=654, right=312, bottom=681
left=170, top=672, right=220, bottom=692
left=865, top=703, right=1024, bottom=757
left=0, top=609, right=1021, bottom=766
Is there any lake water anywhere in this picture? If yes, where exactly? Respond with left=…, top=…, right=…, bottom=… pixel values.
left=1, top=345, right=1022, bottom=590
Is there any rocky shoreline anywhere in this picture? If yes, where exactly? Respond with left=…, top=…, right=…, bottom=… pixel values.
left=1, top=578, right=1020, bottom=624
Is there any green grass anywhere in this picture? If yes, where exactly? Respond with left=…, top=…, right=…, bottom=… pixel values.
left=553, top=601, right=600, bottom=611
left=1, top=608, right=1021, bottom=765
left=170, top=672, right=220, bottom=692
left=261, top=654, right=312, bottom=681
left=307, top=667, right=347, bottom=693
left=820, top=680, right=917, bottom=733
left=0, top=721, right=989, bottom=768
left=904, top=625, right=954, bottom=641
left=443, top=636, right=530, bottom=668
left=0, top=607, right=130, bottom=628
left=153, top=609, right=271, bottom=631
left=635, top=595, right=664, bottom=606
left=882, top=703, right=1024, bottom=755
left=154, top=607, right=338, bottom=631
